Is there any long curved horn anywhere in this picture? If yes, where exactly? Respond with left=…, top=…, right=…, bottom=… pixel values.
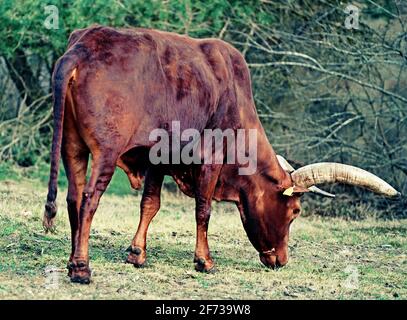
left=277, top=155, right=336, bottom=197
left=291, top=163, right=400, bottom=197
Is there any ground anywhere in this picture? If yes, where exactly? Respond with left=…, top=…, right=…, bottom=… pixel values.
left=0, top=176, right=406, bottom=300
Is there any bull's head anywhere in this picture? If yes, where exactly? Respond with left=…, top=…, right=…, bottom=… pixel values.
left=237, top=155, right=400, bottom=269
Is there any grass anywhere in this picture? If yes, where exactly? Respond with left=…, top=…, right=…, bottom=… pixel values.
left=0, top=175, right=406, bottom=299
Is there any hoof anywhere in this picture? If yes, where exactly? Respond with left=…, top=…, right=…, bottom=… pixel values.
left=126, top=246, right=146, bottom=268
left=71, top=275, right=91, bottom=284
left=67, top=261, right=73, bottom=277
left=194, top=257, right=216, bottom=273
left=69, top=261, right=91, bottom=284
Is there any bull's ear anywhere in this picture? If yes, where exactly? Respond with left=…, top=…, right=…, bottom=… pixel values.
left=282, top=185, right=310, bottom=197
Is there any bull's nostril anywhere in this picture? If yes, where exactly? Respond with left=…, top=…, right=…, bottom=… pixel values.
left=277, top=257, right=288, bottom=268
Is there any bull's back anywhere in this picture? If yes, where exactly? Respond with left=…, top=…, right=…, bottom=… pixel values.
left=65, top=26, right=247, bottom=153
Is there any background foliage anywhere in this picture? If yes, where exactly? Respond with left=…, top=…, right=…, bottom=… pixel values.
left=0, top=0, right=406, bottom=217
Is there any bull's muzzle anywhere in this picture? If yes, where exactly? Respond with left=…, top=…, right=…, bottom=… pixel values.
left=259, top=249, right=288, bottom=269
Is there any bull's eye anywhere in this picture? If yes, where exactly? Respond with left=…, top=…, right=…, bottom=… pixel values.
left=293, top=208, right=301, bottom=215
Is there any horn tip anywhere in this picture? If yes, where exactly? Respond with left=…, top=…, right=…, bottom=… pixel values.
left=387, top=189, right=401, bottom=198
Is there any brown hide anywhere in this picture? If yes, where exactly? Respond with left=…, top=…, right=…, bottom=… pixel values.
left=45, top=26, right=300, bottom=283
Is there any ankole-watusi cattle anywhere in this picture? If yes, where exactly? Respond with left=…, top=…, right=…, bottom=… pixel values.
left=43, top=25, right=400, bottom=284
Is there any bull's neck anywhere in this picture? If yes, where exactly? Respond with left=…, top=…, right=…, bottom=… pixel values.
left=238, top=105, right=285, bottom=181
left=214, top=100, right=287, bottom=203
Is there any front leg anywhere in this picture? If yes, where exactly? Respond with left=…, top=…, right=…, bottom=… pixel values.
left=194, top=198, right=215, bottom=272
left=126, top=168, right=163, bottom=267
left=193, top=164, right=222, bottom=273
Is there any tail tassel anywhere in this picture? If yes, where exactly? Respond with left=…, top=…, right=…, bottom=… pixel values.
left=43, top=201, right=58, bottom=233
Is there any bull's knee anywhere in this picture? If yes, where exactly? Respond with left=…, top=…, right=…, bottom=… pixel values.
left=82, top=189, right=94, bottom=200
left=79, top=189, right=96, bottom=211
left=141, top=196, right=160, bottom=213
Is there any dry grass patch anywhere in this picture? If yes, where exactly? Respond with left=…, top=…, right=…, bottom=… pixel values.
left=0, top=180, right=405, bottom=299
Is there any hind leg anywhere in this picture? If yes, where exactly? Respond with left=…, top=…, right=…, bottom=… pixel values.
left=61, top=129, right=89, bottom=277
left=69, top=153, right=117, bottom=284
left=126, top=168, right=163, bottom=267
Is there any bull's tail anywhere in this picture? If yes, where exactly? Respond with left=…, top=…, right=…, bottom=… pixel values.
left=43, top=51, right=79, bottom=232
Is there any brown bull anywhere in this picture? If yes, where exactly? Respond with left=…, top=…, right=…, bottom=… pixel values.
left=44, top=26, right=399, bottom=284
